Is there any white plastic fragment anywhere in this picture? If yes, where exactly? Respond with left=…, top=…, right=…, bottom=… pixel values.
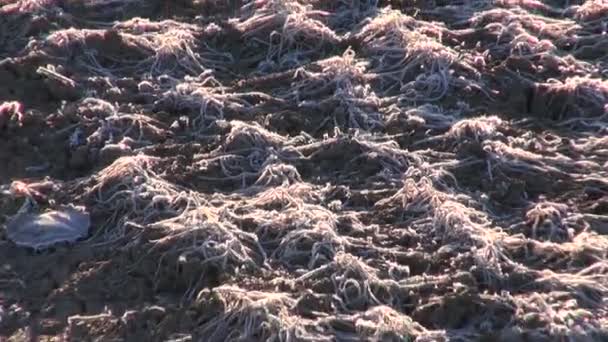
left=6, top=206, right=90, bottom=250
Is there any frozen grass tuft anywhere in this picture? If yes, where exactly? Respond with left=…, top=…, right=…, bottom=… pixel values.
left=283, top=49, right=383, bottom=131
left=42, top=20, right=232, bottom=76
left=235, top=0, right=340, bottom=70
left=196, top=286, right=299, bottom=342
left=574, top=0, right=608, bottom=22
left=447, top=116, right=506, bottom=142
left=355, top=10, right=482, bottom=101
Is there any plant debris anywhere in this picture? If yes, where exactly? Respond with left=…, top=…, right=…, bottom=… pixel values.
left=0, top=0, right=607, bottom=340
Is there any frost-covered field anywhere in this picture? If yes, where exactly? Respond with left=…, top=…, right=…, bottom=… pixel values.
left=0, top=0, right=607, bottom=340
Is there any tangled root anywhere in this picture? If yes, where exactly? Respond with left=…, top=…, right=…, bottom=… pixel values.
left=574, top=0, right=608, bottom=22
left=356, top=10, right=481, bottom=101
left=524, top=200, right=574, bottom=242
left=72, top=155, right=188, bottom=241
left=253, top=163, right=302, bottom=187
left=447, top=116, right=506, bottom=142
left=42, top=20, right=231, bottom=76
left=529, top=77, right=608, bottom=120
left=530, top=262, right=608, bottom=307
left=386, top=104, right=475, bottom=139
left=375, top=177, right=446, bottom=217
left=284, top=49, right=383, bottom=131
left=196, top=286, right=299, bottom=342
left=235, top=0, right=340, bottom=70
left=272, top=209, right=343, bottom=269
left=321, top=305, right=429, bottom=340
left=223, top=120, right=289, bottom=153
